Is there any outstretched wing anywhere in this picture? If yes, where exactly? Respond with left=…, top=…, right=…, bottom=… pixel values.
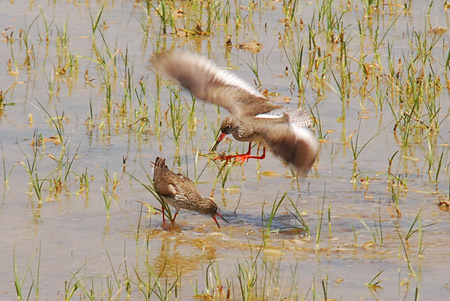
left=254, top=121, right=318, bottom=176
left=151, top=51, right=281, bottom=118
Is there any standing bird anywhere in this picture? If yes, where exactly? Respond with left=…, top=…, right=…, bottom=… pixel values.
left=152, top=51, right=318, bottom=176
left=152, top=157, right=228, bottom=228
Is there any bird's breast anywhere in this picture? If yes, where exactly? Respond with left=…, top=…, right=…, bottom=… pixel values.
left=233, top=124, right=261, bottom=142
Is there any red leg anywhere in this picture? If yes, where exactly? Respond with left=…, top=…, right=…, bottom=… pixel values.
left=236, top=144, right=265, bottom=162
left=215, top=143, right=266, bottom=165
left=171, top=208, right=180, bottom=224
left=255, top=146, right=266, bottom=159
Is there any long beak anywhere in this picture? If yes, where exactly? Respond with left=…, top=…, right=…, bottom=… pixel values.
left=212, top=212, right=229, bottom=228
left=211, top=132, right=227, bottom=152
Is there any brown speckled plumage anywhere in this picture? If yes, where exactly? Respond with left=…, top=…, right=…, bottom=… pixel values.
left=152, top=157, right=227, bottom=228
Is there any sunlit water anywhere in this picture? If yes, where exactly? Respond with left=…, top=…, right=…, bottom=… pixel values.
left=0, top=0, right=449, bottom=299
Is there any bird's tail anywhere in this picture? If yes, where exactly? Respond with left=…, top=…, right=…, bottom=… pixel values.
left=153, top=157, right=167, bottom=170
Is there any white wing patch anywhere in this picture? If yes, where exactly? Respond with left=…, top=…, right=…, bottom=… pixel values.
left=179, top=51, right=265, bottom=99
left=255, top=114, right=283, bottom=119
left=290, top=123, right=318, bottom=152
left=255, top=109, right=284, bottom=119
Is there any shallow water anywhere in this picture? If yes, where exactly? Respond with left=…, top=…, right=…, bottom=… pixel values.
left=1, top=0, right=450, bottom=299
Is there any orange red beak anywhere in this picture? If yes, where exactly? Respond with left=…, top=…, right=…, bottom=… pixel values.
left=211, top=132, right=227, bottom=152
left=212, top=212, right=229, bottom=228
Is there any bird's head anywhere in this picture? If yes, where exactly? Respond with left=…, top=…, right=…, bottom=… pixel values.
left=219, top=115, right=238, bottom=134
left=202, top=198, right=228, bottom=228
left=211, top=116, right=240, bottom=151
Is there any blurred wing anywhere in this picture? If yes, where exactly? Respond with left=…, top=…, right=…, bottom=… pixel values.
left=151, top=51, right=280, bottom=117
left=284, top=107, right=313, bottom=128
left=255, top=122, right=318, bottom=176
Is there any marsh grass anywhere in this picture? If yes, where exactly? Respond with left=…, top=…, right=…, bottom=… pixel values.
left=282, top=38, right=306, bottom=96
left=36, top=101, right=65, bottom=145
left=287, top=196, right=310, bottom=234
left=100, top=167, right=122, bottom=219
left=396, top=226, right=416, bottom=277
left=3, top=0, right=450, bottom=299
left=13, top=248, right=26, bottom=300
left=31, top=101, right=81, bottom=195
left=135, top=263, right=181, bottom=300
left=264, top=192, right=287, bottom=236
left=47, top=145, right=79, bottom=195
left=349, top=117, right=383, bottom=162
left=355, top=202, right=384, bottom=246
left=310, top=105, right=328, bottom=141
left=389, top=173, right=408, bottom=218
left=101, top=187, right=112, bottom=218
left=19, top=143, right=47, bottom=202
left=208, top=151, right=235, bottom=191
left=314, top=184, right=328, bottom=246
left=1, top=142, right=19, bottom=186
left=77, top=168, right=90, bottom=195
left=151, top=0, right=176, bottom=35
left=130, top=167, right=173, bottom=224
left=236, top=246, right=262, bottom=300
left=365, top=269, right=384, bottom=290
left=405, top=208, right=435, bottom=256
left=167, top=90, right=188, bottom=146
left=89, top=4, right=104, bottom=37
left=63, top=268, right=83, bottom=300
left=242, top=54, right=262, bottom=88
left=13, top=244, right=41, bottom=300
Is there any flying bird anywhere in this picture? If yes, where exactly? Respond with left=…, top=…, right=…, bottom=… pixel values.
left=152, top=51, right=318, bottom=176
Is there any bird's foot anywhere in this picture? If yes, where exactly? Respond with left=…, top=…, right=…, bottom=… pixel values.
left=232, top=153, right=252, bottom=164
left=214, top=154, right=239, bottom=164
left=214, top=145, right=265, bottom=165
left=161, top=222, right=181, bottom=232
left=214, top=152, right=265, bottom=165
left=234, top=152, right=266, bottom=164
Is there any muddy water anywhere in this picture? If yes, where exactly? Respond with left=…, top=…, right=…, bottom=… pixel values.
left=1, top=0, right=449, bottom=299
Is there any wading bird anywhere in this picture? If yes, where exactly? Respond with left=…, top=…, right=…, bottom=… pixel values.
left=153, top=157, right=228, bottom=228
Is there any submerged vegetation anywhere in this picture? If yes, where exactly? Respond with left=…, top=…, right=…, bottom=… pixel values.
left=1, top=0, right=449, bottom=299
